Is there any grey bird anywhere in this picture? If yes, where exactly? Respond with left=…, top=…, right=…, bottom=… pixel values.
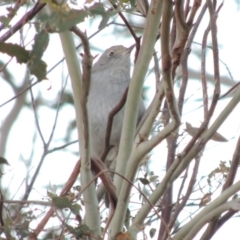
left=87, top=45, right=145, bottom=158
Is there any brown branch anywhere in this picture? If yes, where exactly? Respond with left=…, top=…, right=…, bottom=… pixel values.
left=71, top=27, right=91, bottom=58
left=91, top=157, right=118, bottom=207
left=28, top=160, right=81, bottom=239
left=29, top=156, right=118, bottom=239
left=178, top=2, right=207, bottom=115
left=200, top=133, right=240, bottom=240
left=205, top=0, right=223, bottom=110
left=161, top=0, right=180, bottom=123
left=71, top=26, right=92, bottom=152
left=0, top=191, right=4, bottom=227
left=172, top=4, right=209, bottom=159
left=187, top=0, right=202, bottom=26
left=197, top=3, right=229, bottom=239
left=220, top=81, right=240, bottom=99
left=107, top=171, right=168, bottom=234
left=201, top=23, right=211, bottom=119
left=177, top=46, right=190, bottom=114
left=170, top=16, right=177, bottom=49
left=176, top=165, right=190, bottom=207
left=100, top=87, right=128, bottom=161
left=175, top=0, right=188, bottom=32
left=0, top=0, right=23, bottom=32
left=158, top=1, right=178, bottom=239
left=108, top=1, right=141, bottom=61
left=172, top=0, right=201, bottom=78
left=215, top=211, right=238, bottom=233
left=195, top=1, right=223, bottom=138
left=176, top=1, right=222, bottom=160
left=168, top=158, right=200, bottom=237
left=153, top=53, right=161, bottom=89
left=184, top=0, right=191, bottom=19
left=0, top=2, right=45, bottom=42
left=172, top=0, right=188, bottom=78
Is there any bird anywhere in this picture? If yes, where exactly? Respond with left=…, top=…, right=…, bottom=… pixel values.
left=87, top=45, right=145, bottom=158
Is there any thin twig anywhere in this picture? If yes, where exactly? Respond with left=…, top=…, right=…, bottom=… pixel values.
left=108, top=1, right=141, bottom=61
left=166, top=158, right=200, bottom=239
left=195, top=1, right=223, bottom=136
left=176, top=165, right=190, bottom=208
left=0, top=22, right=117, bottom=109
left=29, top=160, right=81, bottom=239
left=193, top=41, right=235, bottom=82
left=3, top=200, right=51, bottom=206
left=13, top=79, right=68, bottom=222
left=0, top=81, right=38, bottom=108
left=46, top=77, right=68, bottom=147
left=176, top=0, right=221, bottom=158
left=47, top=140, right=78, bottom=154
left=200, top=133, right=240, bottom=240
left=0, top=2, right=45, bottom=42
left=219, top=81, right=240, bottom=99
left=0, top=0, right=22, bottom=31
left=29, top=85, right=46, bottom=146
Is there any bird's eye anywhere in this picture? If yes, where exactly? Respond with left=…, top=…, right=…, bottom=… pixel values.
left=108, top=51, right=115, bottom=57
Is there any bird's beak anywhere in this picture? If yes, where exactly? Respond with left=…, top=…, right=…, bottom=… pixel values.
left=127, top=44, right=135, bottom=53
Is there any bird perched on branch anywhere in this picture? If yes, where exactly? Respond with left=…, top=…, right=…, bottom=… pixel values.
left=87, top=45, right=145, bottom=158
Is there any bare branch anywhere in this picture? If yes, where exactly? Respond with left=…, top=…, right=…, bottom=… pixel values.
left=0, top=2, right=45, bottom=42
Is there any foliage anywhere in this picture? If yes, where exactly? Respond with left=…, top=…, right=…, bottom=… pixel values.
left=0, top=0, right=240, bottom=240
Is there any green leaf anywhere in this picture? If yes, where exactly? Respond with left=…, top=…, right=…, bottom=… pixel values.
left=30, top=30, right=49, bottom=61
left=0, top=41, right=47, bottom=81
left=97, top=8, right=117, bottom=30
left=130, top=0, right=135, bottom=8
left=48, top=191, right=80, bottom=213
left=98, top=12, right=111, bottom=30
left=0, top=5, right=18, bottom=29
left=38, top=3, right=106, bottom=32
left=150, top=228, right=156, bottom=238
left=138, top=177, right=150, bottom=185
left=149, top=175, right=159, bottom=182
left=120, top=0, right=130, bottom=3
left=3, top=216, right=14, bottom=238
left=88, top=2, right=105, bottom=16
left=0, top=157, right=9, bottom=165
left=52, top=196, right=72, bottom=209
left=39, top=9, right=87, bottom=32
left=28, top=30, right=49, bottom=81
left=69, top=203, right=81, bottom=215
left=0, top=16, right=11, bottom=28
left=47, top=191, right=57, bottom=199
left=0, top=42, right=29, bottom=63
left=28, top=59, right=47, bottom=82
left=66, top=224, right=91, bottom=238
